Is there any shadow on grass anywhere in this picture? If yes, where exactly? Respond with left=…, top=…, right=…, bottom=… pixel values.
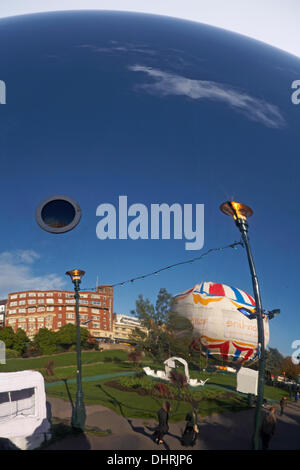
left=62, top=378, right=75, bottom=411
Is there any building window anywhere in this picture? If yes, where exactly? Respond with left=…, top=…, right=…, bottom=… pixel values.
left=28, top=308, right=36, bottom=313
left=28, top=292, right=36, bottom=297
left=91, top=301, right=100, bottom=305
left=47, top=307, right=54, bottom=312
left=57, top=322, right=62, bottom=327
left=46, top=299, right=54, bottom=304
left=38, top=293, right=44, bottom=297
left=37, top=307, right=45, bottom=312
left=67, top=320, right=75, bottom=325
left=66, top=306, right=75, bottom=311
left=66, top=299, right=75, bottom=304
left=58, top=299, right=63, bottom=303
left=92, top=322, right=100, bottom=328
left=8, top=309, right=17, bottom=314
left=19, top=293, right=26, bottom=298
left=10, top=302, right=18, bottom=307
left=28, top=300, right=36, bottom=305
left=46, top=293, right=53, bottom=297
left=10, top=295, right=18, bottom=299
left=66, top=313, right=74, bottom=319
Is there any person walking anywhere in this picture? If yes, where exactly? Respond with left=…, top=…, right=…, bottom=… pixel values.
left=280, top=396, right=287, bottom=416
left=295, top=391, right=299, bottom=403
left=181, top=401, right=199, bottom=447
left=153, top=401, right=171, bottom=445
left=260, top=407, right=276, bottom=450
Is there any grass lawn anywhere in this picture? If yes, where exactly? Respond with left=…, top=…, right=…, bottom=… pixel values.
left=46, top=375, right=250, bottom=421
left=1, top=351, right=290, bottom=409
left=43, top=362, right=136, bottom=382
left=0, top=349, right=129, bottom=372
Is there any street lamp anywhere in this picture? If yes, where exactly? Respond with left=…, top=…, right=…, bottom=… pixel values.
left=65, top=268, right=86, bottom=432
left=220, top=201, right=266, bottom=450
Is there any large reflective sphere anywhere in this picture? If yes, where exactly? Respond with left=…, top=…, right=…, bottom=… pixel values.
left=0, top=11, right=299, bottom=335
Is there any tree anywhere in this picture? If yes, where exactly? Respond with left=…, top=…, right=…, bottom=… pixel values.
left=265, top=347, right=284, bottom=376
left=55, top=323, right=89, bottom=350
left=130, top=288, right=193, bottom=362
left=33, top=328, right=58, bottom=355
left=0, top=326, right=15, bottom=349
left=13, top=328, right=30, bottom=355
left=280, top=356, right=300, bottom=381
left=128, top=350, right=142, bottom=368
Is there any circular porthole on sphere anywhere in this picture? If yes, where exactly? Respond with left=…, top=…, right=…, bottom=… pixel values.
left=35, top=195, right=82, bottom=234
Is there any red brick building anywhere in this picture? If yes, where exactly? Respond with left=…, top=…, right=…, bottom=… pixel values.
left=5, top=285, right=113, bottom=340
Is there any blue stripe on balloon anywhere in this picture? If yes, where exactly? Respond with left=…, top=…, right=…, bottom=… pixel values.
left=233, top=349, right=242, bottom=361
left=229, top=285, right=245, bottom=304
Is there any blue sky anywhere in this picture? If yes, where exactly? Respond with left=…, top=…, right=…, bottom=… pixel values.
left=0, top=0, right=300, bottom=57
left=0, top=11, right=299, bottom=357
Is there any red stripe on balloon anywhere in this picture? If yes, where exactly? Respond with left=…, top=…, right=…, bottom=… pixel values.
left=209, top=283, right=225, bottom=297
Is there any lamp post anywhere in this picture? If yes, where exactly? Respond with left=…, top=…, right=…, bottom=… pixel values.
left=220, top=201, right=266, bottom=450
left=65, top=269, right=86, bottom=432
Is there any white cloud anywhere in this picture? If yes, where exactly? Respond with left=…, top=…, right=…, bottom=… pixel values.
left=129, top=65, right=286, bottom=128
left=0, top=250, right=66, bottom=298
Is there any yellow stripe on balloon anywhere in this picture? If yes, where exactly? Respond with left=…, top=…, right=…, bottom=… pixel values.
left=230, top=300, right=256, bottom=312
left=193, top=294, right=223, bottom=306
left=233, top=340, right=256, bottom=348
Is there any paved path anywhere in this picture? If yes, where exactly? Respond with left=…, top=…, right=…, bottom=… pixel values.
left=45, top=371, right=135, bottom=387
left=44, top=397, right=300, bottom=450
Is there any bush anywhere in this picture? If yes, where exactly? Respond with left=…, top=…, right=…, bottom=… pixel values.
left=113, top=356, right=122, bottom=363
left=5, top=348, right=20, bottom=359
left=153, top=382, right=171, bottom=397
left=135, top=371, right=146, bottom=378
left=22, top=344, right=42, bottom=358
left=128, top=351, right=142, bottom=365
left=169, top=370, right=187, bottom=388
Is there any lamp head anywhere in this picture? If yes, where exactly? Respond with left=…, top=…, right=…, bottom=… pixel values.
left=220, top=201, right=253, bottom=233
left=220, top=201, right=253, bottom=220
left=65, top=269, right=85, bottom=283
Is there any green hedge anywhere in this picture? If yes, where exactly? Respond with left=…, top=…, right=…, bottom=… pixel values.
left=5, top=349, right=20, bottom=359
